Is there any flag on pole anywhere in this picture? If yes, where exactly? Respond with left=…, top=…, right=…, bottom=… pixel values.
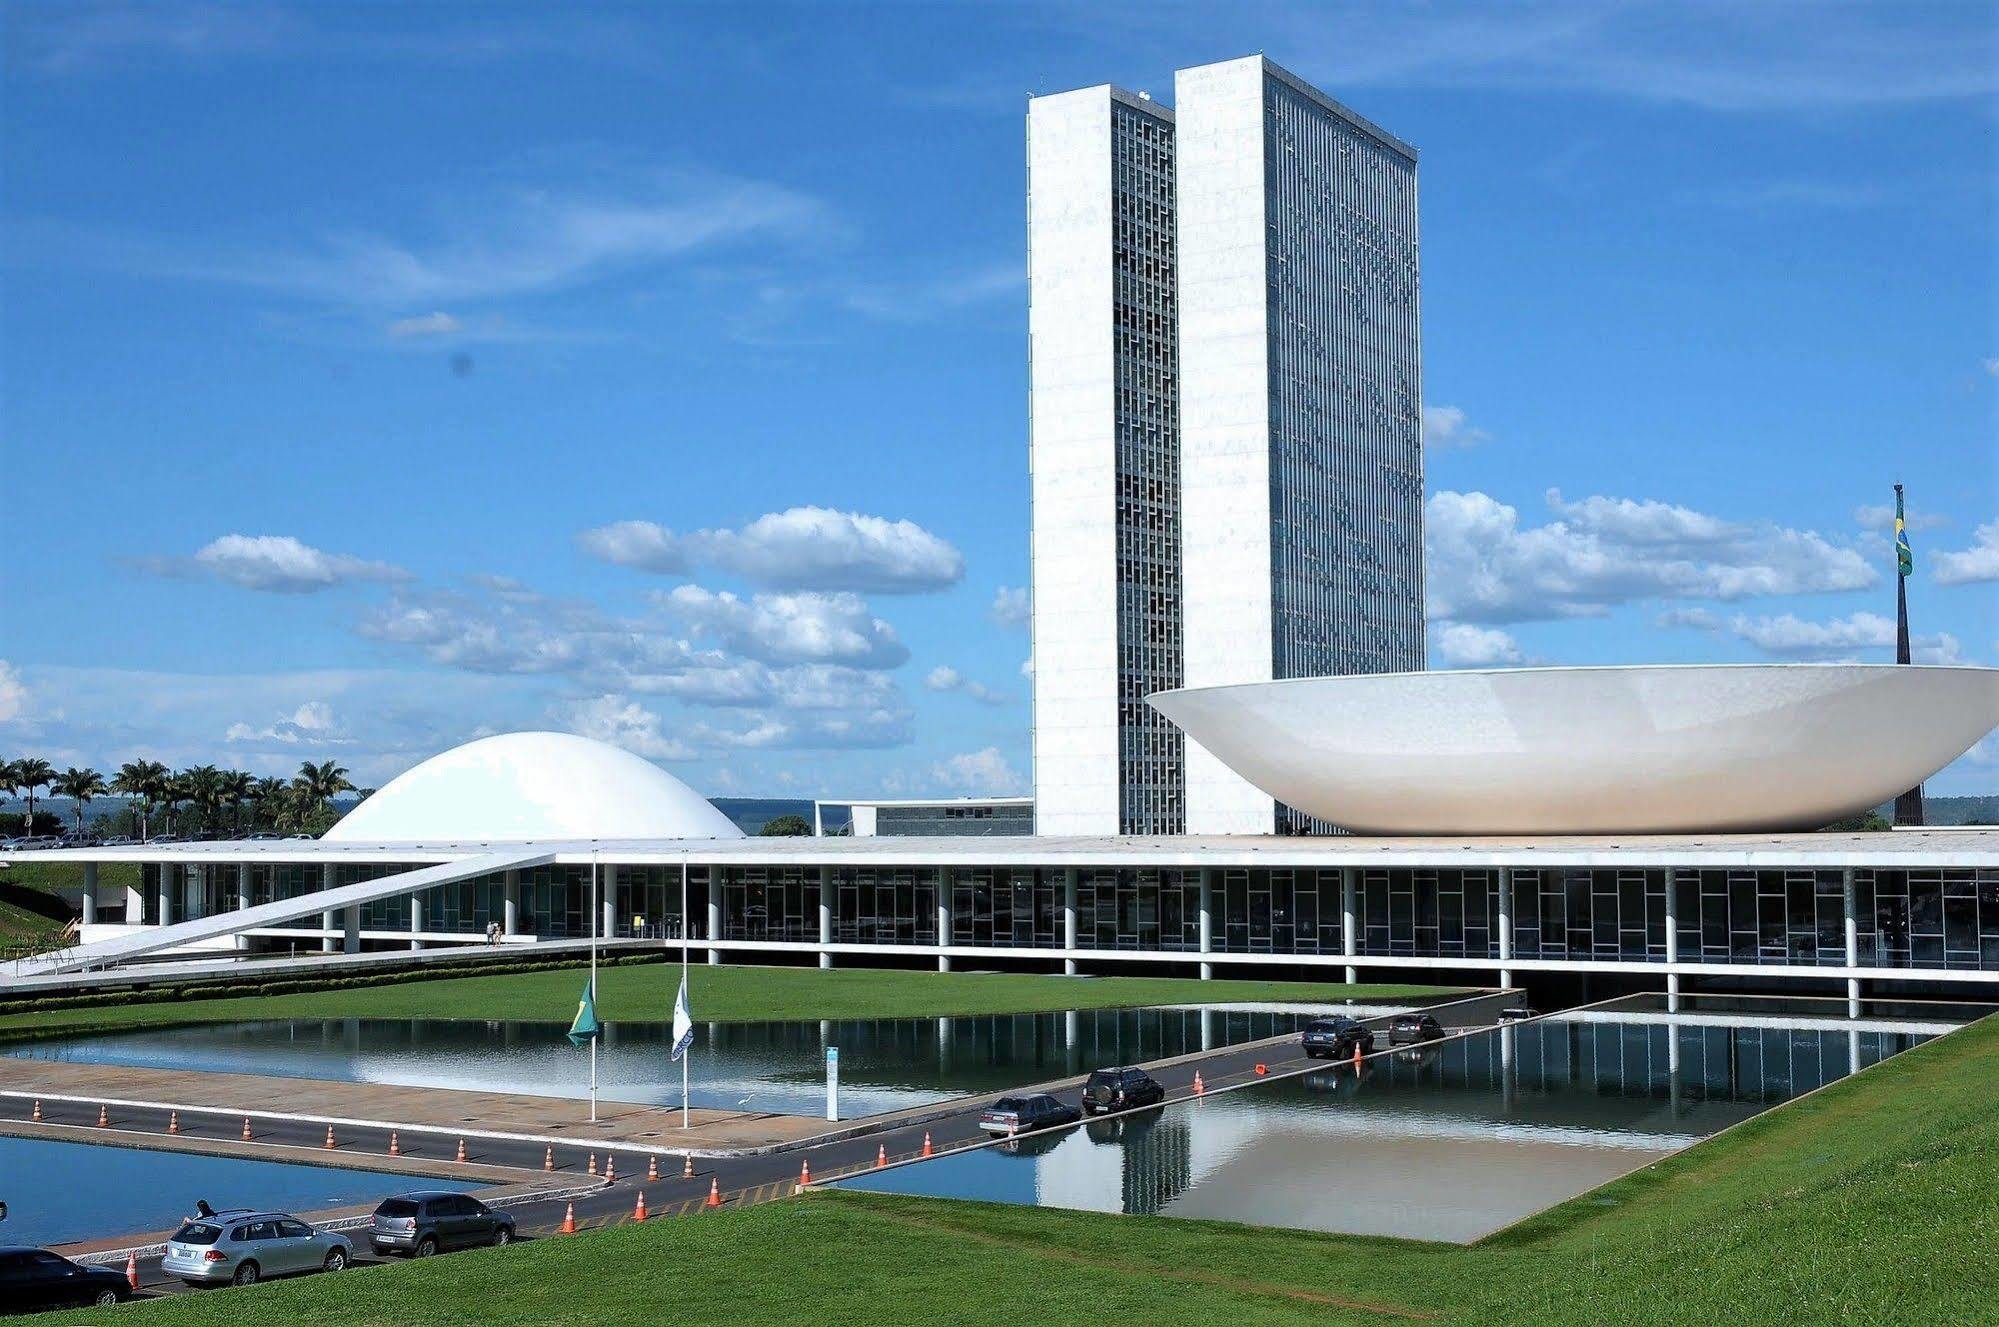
left=1894, top=489, right=1914, bottom=578
left=671, top=977, right=694, bottom=1061
left=567, top=978, right=601, bottom=1046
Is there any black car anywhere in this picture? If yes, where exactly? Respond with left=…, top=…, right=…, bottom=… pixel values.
left=1081, top=1067, right=1165, bottom=1116
left=1301, top=1016, right=1376, bottom=1059
left=369, top=1192, right=515, bottom=1258
left=1387, top=1014, right=1445, bottom=1045
left=979, top=1093, right=1081, bottom=1135
left=0, top=1247, right=131, bottom=1313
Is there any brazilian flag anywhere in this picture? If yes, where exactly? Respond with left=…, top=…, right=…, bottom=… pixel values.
left=1894, top=489, right=1914, bottom=579
left=567, top=978, right=601, bottom=1046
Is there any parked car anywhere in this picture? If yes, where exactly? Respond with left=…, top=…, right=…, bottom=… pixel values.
left=245, top=832, right=282, bottom=841
left=144, top=834, right=182, bottom=845
left=979, top=1093, right=1081, bottom=1135
left=1080, top=1067, right=1165, bottom=1115
left=1301, top=1015, right=1376, bottom=1059
left=0, top=1246, right=132, bottom=1312
left=57, top=833, right=99, bottom=848
left=161, top=1211, right=352, bottom=1287
left=1496, top=1007, right=1542, bottom=1023
left=369, top=1192, right=515, bottom=1257
left=97, top=835, right=134, bottom=847
left=1387, top=1013, right=1445, bottom=1045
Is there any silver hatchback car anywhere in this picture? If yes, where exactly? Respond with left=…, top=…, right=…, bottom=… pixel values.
left=161, top=1211, right=353, bottom=1287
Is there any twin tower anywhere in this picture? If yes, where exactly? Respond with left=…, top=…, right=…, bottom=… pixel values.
left=1028, top=55, right=1428, bottom=838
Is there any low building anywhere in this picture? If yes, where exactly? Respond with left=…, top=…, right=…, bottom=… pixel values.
left=813, top=798, right=1035, bottom=837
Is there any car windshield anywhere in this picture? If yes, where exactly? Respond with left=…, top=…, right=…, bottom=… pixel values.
left=172, top=1223, right=222, bottom=1245
left=376, top=1199, right=419, bottom=1218
left=991, top=1098, right=1024, bottom=1112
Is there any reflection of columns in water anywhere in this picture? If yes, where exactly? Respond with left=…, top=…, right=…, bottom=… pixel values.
left=1200, top=1007, right=1214, bottom=1053
left=1064, top=1008, right=1079, bottom=1075
left=344, top=1018, right=361, bottom=1057
left=1848, top=1027, right=1861, bottom=1079
left=1667, top=1025, right=1683, bottom=1121
left=936, top=1016, right=950, bottom=1075
left=1499, top=1022, right=1518, bottom=1111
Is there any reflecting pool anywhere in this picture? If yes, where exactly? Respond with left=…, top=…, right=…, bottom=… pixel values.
left=836, top=994, right=1974, bottom=1241
left=0, top=1135, right=475, bottom=1248
left=4, top=1004, right=1385, bottom=1119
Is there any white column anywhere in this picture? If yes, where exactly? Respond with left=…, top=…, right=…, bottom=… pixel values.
left=81, top=862, right=99, bottom=926
left=602, top=863, right=618, bottom=941
left=1342, top=867, right=1358, bottom=985
left=1496, top=867, right=1514, bottom=990
left=818, top=866, right=833, bottom=969
left=1843, top=867, right=1860, bottom=1017
left=157, top=863, right=176, bottom=926
left=409, top=891, right=425, bottom=951
left=1062, top=868, right=1078, bottom=976
left=343, top=905, right=360, bottom=954
left=503, top=869, right=521, bottom=937
left=1663, top=868, right=1680, bottom=1010
left=235, top=862, right=253, bottom=952
left=935, top=868, right=953, bottom=973
left=321, top=863, right=339, bottom=953
left=1197, top=868, right=1214, bottom=980
left=123, top=869, right=144, bottom=922
left=706, top=881, right=721, bottom=966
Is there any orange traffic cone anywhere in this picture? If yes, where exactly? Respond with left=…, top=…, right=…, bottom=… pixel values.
left=98, top=1104, right=109, bottom=1127
left=605, top=1155, right=616, bottom=1183
left=168, top=1110, right=180, bottom=1133
left=544, top=1146, right=554, bottom=1172
left=1253, top=1062, right=1268, bottom=1076
left=455, top=1138, right=467, bottom=1163
left=798, top=1157, right=811, bottom=1187
left=705, top=1177, right=721, bottom=1208
left=647, top=1154, right=659, bottom=1182
left=1352, top=1043, right=1364, bottom=1068
left=31, top=1099, right=40, bottom=1122
left=588, top=1153, right=598, bottom=1176
left=1192, top=1071, right=1205, bottom=1096
left=124, top=1253, right=139, bottom=1292
left=324, top=1125, right=337, bottom=1150
left=390, top=1131, right=401, bottom=1157
left=560, top=1202, right=577, bottom=1234
left=682, top=1153, right=694, bottom=1179
left=921, top=1131, right=933, bottom=1157
left=241, top=1116, right=252, bottom=1141
left=875, top=1143, right=887, bottom=1168
left=633, top=1190, right=648, bottom=1221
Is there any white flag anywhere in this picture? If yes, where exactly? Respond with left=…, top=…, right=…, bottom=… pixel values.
left=671, top=977, right=694, bottom=1061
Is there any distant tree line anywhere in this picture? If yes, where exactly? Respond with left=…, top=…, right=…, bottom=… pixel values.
left=0, top=757, right=363, bottom=839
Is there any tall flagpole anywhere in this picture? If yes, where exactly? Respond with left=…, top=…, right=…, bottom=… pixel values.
left=680, top=858, right=690, bottom=1131
left=1892, top=483, right=1925, bottom=826
left=589, top=851, right=599, bottom=1123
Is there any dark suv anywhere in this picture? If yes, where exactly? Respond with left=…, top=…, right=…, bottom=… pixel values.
left=369, top=1192, right=515, bottom=1257
left=1387, top=1014, right=1445, bottom=1045
left=1081, top=1067, right=1165, bottom=1116
left=1301, top=1016, right=1376, bottom=1059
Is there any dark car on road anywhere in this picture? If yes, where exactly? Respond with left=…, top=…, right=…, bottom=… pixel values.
left=1081, top=1067, right=1165, bottom=1116
left=0, top=1247, right=131, bottom=1313
left=370, top=1192, right=516, bottom=1258
left=1301, top=1015, right=1376, bottom=1059
left=979, top=1093, right=1080, bottom=1135
left=1387, top=1013, right=1445, bottom=1045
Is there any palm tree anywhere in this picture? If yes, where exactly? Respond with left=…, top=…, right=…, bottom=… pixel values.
left=12, top=758, right=53, bottom=836
left=111, top=759, right=168, bottom=840
left=249, top=776, right=287, bottom=832
left=181, top=765, right=223, bottom=837
left=51, top=768, right=107, bottom=833
left=295, top=760, right=354, bottom=823
left=222, top=769, right=255, bottom=836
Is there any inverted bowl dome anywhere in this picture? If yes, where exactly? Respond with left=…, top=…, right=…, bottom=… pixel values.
left=1148, top=664, right=1999, bottom=836
left=326, top=731, right=743, bottom=843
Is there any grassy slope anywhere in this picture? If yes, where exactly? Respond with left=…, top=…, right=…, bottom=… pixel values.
left=28, top=1013, right=1999, bottom=1325
left=0, top=859, right=140, bottom=899
left=0, top=963, right=1454, bottom=1042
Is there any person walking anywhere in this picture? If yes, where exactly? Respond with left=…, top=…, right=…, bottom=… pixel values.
left=486, top=920, right=500, bottom=947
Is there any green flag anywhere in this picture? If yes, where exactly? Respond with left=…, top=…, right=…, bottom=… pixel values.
left=1894, top=489, right=1913, bottom=579
left=567, top=977, right=600, bottom=1046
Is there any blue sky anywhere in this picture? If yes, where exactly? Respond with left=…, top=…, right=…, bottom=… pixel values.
left=1, top=0, right=1994, bottom=798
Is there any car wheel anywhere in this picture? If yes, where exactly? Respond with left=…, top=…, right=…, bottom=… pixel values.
left=232, top=1261, right=260, bottom=1287
left=492, top=1226, right=513, bottom=1247
left=94, top=1288, right=121, bottom=1308
left=415, top=1235, right=438, bottom=1258
left=324, top=1248, right=349, bottom=1273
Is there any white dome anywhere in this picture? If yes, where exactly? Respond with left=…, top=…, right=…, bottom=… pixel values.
left=325, top=731, right=745, bottom=843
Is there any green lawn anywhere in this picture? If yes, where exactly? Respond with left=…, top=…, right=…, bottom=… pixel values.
left=0, top=962, right=1454, bottom=1043
left=29, top=1010, right=1999, bottom=1325
left=0, top=858, right=139, bottom=901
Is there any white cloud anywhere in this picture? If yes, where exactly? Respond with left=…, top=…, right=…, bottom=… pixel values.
left=1426, top=488, right=1877, bottom=624
left=1666, top=608, right=1965, bottom=664
left=1433, top=623, right=1523, bottom=667
left=140, top=534, right=411, bottom=594
left=386, top=311, right=463, bottom=339
left=581, top=506, right=963, bottom=594
left=658, top=586, right=907, bottom=668
left=1854, top=503, right=1947, bottom=533
left=225, top=700, right=352, bottom=746
left=1933, top=520, right=1999, bottom=586
left=1983, top=357, right=1999, bottom=379
left=0, top=660, right=27, bottom=724
left=931, top=746, right=1024, bottom=794
left=1423, top=404, right=1490, bottom=450
left=840, top=260, right=1024, bottom=322
left=989, top=585, right=1029, bottom=630
left=924, top=664, right=1013, bottom=706
left=562, top=694, right=695, bottom=760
